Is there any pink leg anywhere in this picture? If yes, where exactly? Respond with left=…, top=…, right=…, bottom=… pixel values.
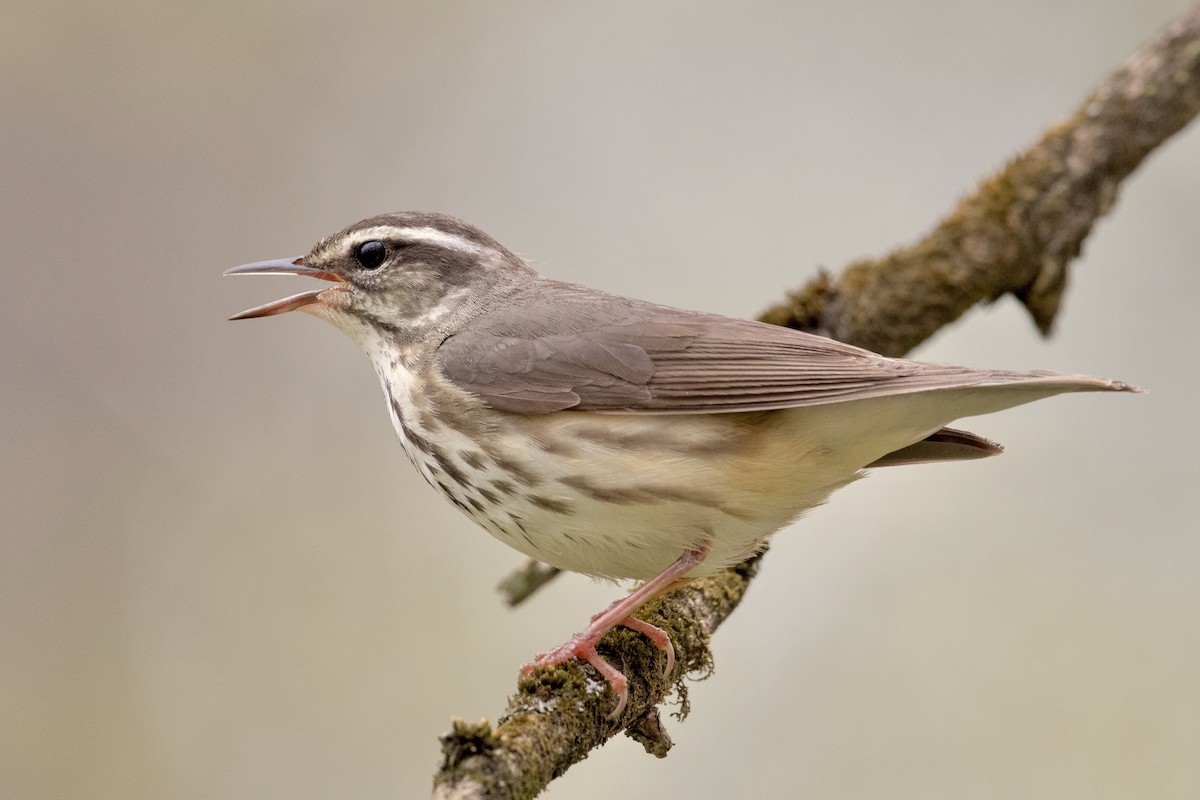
left=520, top=543, right=710, bottom=720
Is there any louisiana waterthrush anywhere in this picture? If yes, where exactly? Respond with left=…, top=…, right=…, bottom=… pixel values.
left=226, top=212, right=1136, bottom=718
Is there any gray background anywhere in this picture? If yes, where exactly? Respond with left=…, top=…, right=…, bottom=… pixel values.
left=3, top=1, right=1197, bottom=798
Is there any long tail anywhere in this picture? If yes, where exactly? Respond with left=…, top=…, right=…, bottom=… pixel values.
left=864, top=371, right=1140, bottom=467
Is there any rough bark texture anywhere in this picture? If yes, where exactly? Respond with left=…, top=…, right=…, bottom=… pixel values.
left=433, top=6, right=1200, bottom=798
left=760, top=5, right=1200, bottom=354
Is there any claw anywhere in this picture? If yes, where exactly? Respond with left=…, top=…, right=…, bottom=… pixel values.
left=579, top=645, right=629, bottom=720
left=617, top=617, right=676, bottom=677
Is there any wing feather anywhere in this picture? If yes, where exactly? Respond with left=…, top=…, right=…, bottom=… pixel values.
left=435, top=280, right=1123, bottom=414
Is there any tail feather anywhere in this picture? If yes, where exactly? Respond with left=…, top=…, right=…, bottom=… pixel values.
left=977, top=371, right=1141, bottom=395
left=782, top=371, right=1141, bottom=477
left=867, top=427, right=1003, bottom=467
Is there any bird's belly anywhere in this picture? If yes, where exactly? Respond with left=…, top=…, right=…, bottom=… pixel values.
left=382, top=369, right=947, bottom=580
left=439, top=410, right=867, bottom=580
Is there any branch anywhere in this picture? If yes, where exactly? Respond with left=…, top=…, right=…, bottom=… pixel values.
left=433, top=6, right=1200, bottom=798
left=435, top=555, right=762, bottom=800
left=760, top=3, right=1200, bottom=354
left=496, top=560, right=560, bottom=607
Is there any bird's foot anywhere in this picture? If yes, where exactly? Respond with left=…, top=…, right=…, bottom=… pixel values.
left=519, top=544, right=709, bottom=721
left=520, top=614, right=673, bottom=720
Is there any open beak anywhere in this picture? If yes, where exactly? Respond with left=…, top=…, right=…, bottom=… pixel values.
left=223, top=257, right=345, bottom=320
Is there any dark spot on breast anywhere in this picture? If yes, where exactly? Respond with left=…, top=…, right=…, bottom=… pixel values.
left=467, top=496, right=487, bottom=514
left=477, top=486, right=499, bottom=504
left=491, top=479, right=517, bottom=497
left=459, top=449, right=486, bottom=470
left=559, top=475, right=644, bottom=504
left=526, top=494, right=574, bottom=515
left=557, top=474, right=751, bottom=518
left=430, top=446, right=470, bottom=488
left=439, top=484, right=470, bottom=513
left=489, top=455, right=541, bottom=487
left=396, top=414, right=436, bottom=455
left=511, top=520, right=536, bottom=547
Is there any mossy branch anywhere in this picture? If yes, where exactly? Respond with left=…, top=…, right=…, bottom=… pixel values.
left=496, top=561, right=561, bottom=607
left=760, top=4, right=1200, bottom=355
left=434, top=6, right=1200, bottom=798
left=435, top=555, right=761, bottom=800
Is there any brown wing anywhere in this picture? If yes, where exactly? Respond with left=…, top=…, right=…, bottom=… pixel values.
left=435, top=279, right=1121, bottom=414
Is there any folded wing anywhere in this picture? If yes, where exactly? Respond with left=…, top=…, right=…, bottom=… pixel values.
left=436, top=280, right=1131, bottom=414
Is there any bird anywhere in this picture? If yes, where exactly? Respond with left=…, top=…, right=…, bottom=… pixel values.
left=225, top=211, right=1137, bottom=719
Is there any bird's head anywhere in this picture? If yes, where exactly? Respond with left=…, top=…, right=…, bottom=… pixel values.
left=225, top=212, right=534, bottom=346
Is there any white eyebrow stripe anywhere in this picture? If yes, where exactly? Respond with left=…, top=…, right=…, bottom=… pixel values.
left=346, top=225, right=490, bottom=255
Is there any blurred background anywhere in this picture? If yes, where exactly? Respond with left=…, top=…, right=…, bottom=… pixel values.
left=2, top=1, right=1197, bottom=798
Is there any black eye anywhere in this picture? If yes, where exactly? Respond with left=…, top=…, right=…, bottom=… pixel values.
left=354, top=240, right=387, bottom=270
